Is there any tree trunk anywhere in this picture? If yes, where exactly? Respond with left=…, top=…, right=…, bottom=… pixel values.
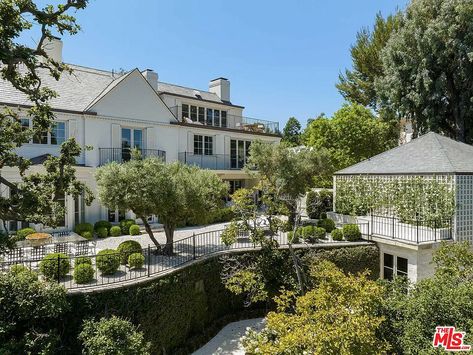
left=163, top=225, right=174, bottom=256
left=140, top=216, right=161, bottom=251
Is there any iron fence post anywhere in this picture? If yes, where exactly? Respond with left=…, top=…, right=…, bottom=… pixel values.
left=193, top=233, right=196, bottom=260
left=57, top=254, right=60, bottom=284
left=392, top=215, right=395, bottom=239
left=147, top=245, right=151, bottom=277
left=434, top=220, right=437, bottom=242
left=416, top=219, right=419, bottom=244
left=370, top=212, right=373, bottom=240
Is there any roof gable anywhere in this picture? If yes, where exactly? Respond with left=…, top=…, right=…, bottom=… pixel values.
left=336, top=132, right=473, bottom=175
left=87, top=69, right=177, bottom=123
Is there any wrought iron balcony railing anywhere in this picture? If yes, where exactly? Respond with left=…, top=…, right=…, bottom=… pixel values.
left=99, top=148, right=166, bottom=166
left=169, top=106, right=280, bottom=135
left=178, top=152, right=247, bottom=170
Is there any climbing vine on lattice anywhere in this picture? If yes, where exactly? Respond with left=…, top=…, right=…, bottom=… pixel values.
left=335, top=175, right=455, bottom=223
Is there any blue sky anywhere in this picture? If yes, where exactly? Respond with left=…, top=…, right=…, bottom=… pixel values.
left=25, top=1, right=409, bottom=128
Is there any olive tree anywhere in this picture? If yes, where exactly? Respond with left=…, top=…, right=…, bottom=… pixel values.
left=96, top=158, right=227, bottom=254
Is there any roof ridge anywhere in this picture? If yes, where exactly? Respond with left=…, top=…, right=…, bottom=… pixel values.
left=158, top=81, right=215, bottom=96
left=432, top=132, right=457, bottom=171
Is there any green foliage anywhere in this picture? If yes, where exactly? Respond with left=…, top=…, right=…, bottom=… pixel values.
left=9, top=264, right=29, bottom=275
left=81, top=231, right=93, bottom=240
left=0, top=267, right=68, bottom=354
left=94, top=220, right=112, bottom=232
left=335, top=175, right=455, bottom=223
left=303, top=104, right=398, bottom=184
left=317, top=218, right=335, bottom=233
left=96, top=249, right=120, bottom=275
left=211, top=207, right=234, bottom=223
left=337, top=12, right=402, bottom=109
left=79, top=316, right=151, bottom=355
left=342, top=224, right=361, bottom=241
left=306, top=189, right=333, bottom=219
left=224, top=269, right=268, bottom=304
left=110, top=226, right=122, bottom=237
left=282, top=117, right=302, bottom=146
left=287, top=230, right=301, bottom=244
left=96, top=227, right=108, bottom=238
left=331, top=228, right=344, bottom=241
left=117, top=240, right=143, bottom=265
left=74, top=263, right=94, bottom=284
left=376, top=0, right=473, bottom=142
left=75, top=256, right=92, bottom=266
left=15, top=227, right=35, bottom=240
left=301, top=225, right=315, bottom=241
left=243, top=260, right=388, bottom=354
left=96, top=159, right=228, bottom=254
left=73, top=223, right=93, bottom=236
left=129, top=224, right=141, bottom=236
left=119, top=219, right=136, bottom=235
left=39, top=252, right=70, bottom=280
left=128, top=253, right=145, bottom=269
left=220, top=222, right=239, bottom=246
left=314, top=227, right=326, bottom=240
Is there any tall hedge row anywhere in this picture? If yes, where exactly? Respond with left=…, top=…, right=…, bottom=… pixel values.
left=62, top=245, right=378, bottom=354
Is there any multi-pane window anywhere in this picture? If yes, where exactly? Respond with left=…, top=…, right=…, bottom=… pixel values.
left=194, top=135, right=213, bottom=155
left=383, top=253, right=408, bottom=280
left=32, top=121, right=66, bottom=145
left=50, top=122, right=66, bottom=145
left=228, top=180, right=243, bottom=195
left=383, top=253, right=394, bottom=280
left=198, top=107, right=205, bottom=124
left=397, top=257, right=408, bottom=277
left=181, top=104, right=227, bottom=127
left=230, top=139, right=251, bottom=169
left=20, top=118, right=30, bottom=132
left=108, top=209, right=125, bottom=223
left=190, top=105, right=197, bottom=121
left=74, top=193, right=85, bottom=225
left=121, top=127, right=143, bottom=160
left=182, top=104, right=189, bottom=119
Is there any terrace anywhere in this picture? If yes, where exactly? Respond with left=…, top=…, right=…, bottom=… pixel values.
left=168, top=106, right=280, bottom=135
left=99, top=148, right=166, bottom=166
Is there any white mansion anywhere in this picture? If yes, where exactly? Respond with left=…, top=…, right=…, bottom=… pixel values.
left=0, top=38, right=281, bottom=233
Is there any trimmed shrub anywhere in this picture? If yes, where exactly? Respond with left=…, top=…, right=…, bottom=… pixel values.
left=331, top=229, right=344, bottom=241
left=287, top=229, right=301, bottom=243
left=75, top=256, right=92, bottom=266
left=221, top=222, right=239, bottom=246
left=315, top=227, right=326, bottom=239
left=96, top=227, right=108, bottom=238
left=129, top=224, right=141, bottom=236
left=128, top=253, right=145, bottom=269
left=74, top=223, right=93, bottom=236
left=320, top=212, right=327, bottom=220
left=110, top=226, right=122, bottom=237
left=81, top=231, right=93, bottom=240
left=117, top=240, right=143, bottom=265
left=16, top=227, right=35, bottom=240
left=94, top=220, right=112, bottom=232
left=119, top=219, right=136, bottom=235
left=306, top=189, right=333, bottom=219
left=301, top=225, right=316, bottom=242
left=9, top=264, right=30, bottom=275
left=74, top=263, right=94, bottom=284
left=343, top=224, right=362, bottom=241
left=79, top=316, right=151, bottom=355
left=39, top=253, right=70, bottom=280
left=213, top=207, right=234, bottom=223
left=96, top=249, right=120, bottom=275
left=317, top=218, right=336, bottom=233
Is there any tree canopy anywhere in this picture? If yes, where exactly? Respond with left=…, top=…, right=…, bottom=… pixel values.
left=302, top=103, right=398, bottom=185
left=337, top=12, right=401, bottom=110
left=376, top=0, right=473, bottom=142
left=96, top=158, right=227, bottom=254
left=282, top=117, right=302, bottom=146
left=0, top=0, right=91, bottom=236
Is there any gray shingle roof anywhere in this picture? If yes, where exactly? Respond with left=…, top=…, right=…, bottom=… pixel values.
left=336, top=132, right=473, bottom=175
left=0, top=63, right=239, bottom=112
left=0, top=64, right=117, bottom=112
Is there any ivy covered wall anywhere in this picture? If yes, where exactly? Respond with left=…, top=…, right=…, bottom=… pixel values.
left=335, top=175, right=455, bottom=223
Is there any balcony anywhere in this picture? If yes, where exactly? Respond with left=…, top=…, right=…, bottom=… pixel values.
left=99, top=148, right=166, bottom=166
left=178, top=152, right=247, bottom=170
left=169, top=106, right=280, bottom=135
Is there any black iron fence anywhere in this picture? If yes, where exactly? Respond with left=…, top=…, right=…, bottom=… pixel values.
left=370, top=215, right=453, bottom=243
left=99, top=148, right=166, bottom=166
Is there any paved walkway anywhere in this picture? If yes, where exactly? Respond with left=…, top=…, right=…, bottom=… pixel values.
left=192, top=318, right=265, bottom=355
left=95, top=222, right=231, bottom=251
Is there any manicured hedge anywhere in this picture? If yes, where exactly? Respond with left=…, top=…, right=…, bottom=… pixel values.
left=129, top=224, right=141, bottom=236
left=74, top=263, right=94, bottom=284
left=74, top=223, right=93, bottom=236
left=96, top=249, right=120, bottom=275
left=117, top=240, right=143, bottom=265
left=120, top=219, right=136, bottom=235
left=331, top=228, right=344, bottom=241
left=110, top=226, right=122, bottom=237
left=62, top=245, right=378, bottom=354
left=128, top=253, right=145, bottom=269
left=96, top=227, right=108, bottom=238
left=16, top=227, right=35, bottom=240
left=39, top=253, right=70, bottom=281
left=94, top=220, right=112, bottom=232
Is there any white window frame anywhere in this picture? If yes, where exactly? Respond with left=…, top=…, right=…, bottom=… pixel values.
left=383, top=253, right=408, bottom=280
left=26, top=119, right=67, bottom=145
left=180, top=103, right=227, bottom=128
